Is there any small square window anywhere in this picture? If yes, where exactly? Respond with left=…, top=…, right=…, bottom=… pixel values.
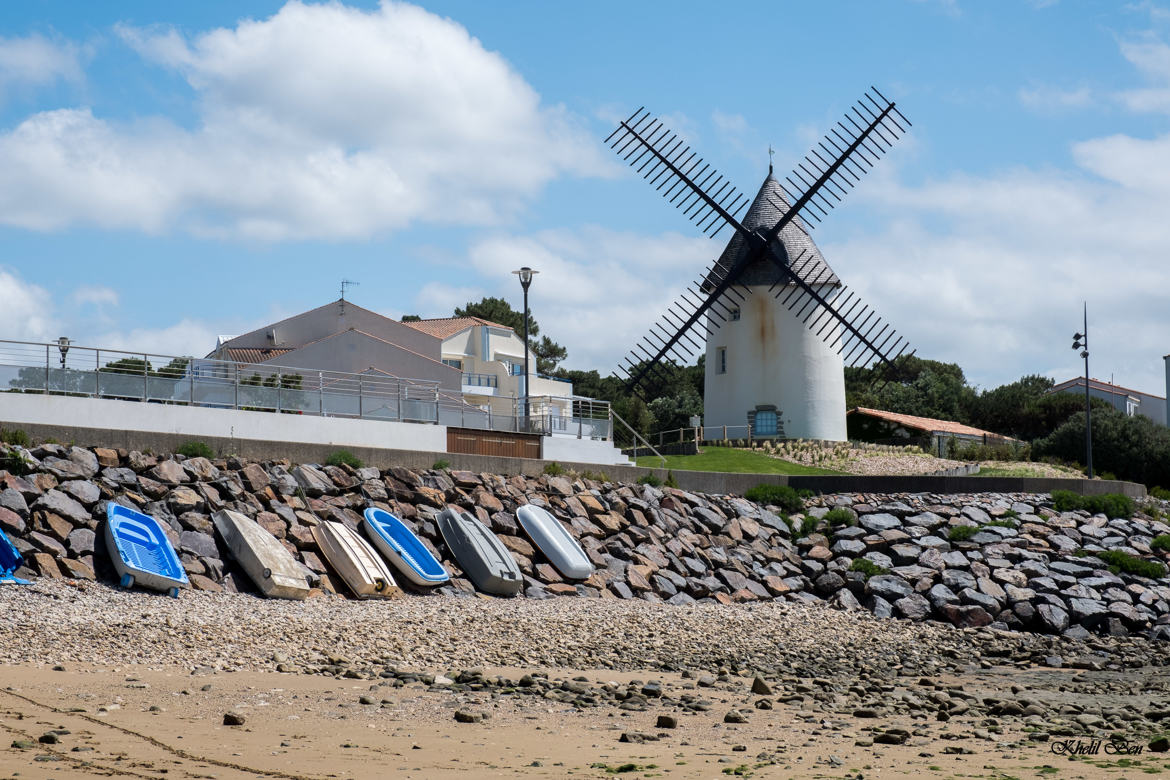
left=754, top=409, right=777, bottom=436
left=716, top=347, right=726, bottom=374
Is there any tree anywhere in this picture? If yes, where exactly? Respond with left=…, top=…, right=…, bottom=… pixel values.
left=401, top=314, right=421, bottom=322
left=453, top=296, right=568, bottom=375
left=847, top=355, right=976, bottom=423
left=1033, top=407, right=1170, bottom=487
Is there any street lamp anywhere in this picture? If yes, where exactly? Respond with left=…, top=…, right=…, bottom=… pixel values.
left=1071, top=302, right=1093, bottom=478
left=56, top=336, right=71, bottom=370
left=511, top=266, right=539, bottom=430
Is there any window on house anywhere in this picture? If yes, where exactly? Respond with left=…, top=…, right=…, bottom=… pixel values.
left=442, top=358, right=463, bottom=370
left=730, top=307, right=740, bottom=321
left=754, top=409, right=778, bottom=436
left=716, top=347, right=726, bottom=374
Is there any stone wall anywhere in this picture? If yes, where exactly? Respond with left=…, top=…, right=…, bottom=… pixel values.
left=2, top=442, right=1169, bottom=643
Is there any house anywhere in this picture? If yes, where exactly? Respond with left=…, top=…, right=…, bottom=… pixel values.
left=847, top=407, right=1018, bottom=456
left=206, top=299, right=459, bottom=390
left=1047, top=377, right=1166, bottom=427
left=401, top=316, right=574, bottom=422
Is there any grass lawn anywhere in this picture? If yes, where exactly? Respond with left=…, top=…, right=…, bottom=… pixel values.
left=635, top=447, right=844, bottom=475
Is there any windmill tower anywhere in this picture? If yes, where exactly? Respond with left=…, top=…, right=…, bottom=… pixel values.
left=703, top=171, right=846, bottom=440
left=606, top=88, right=913, bottom=441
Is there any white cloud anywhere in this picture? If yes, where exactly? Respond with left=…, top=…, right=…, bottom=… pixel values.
left=0, top=268, right=57, bottom=342
left=0, top=2, right=606, bottom=240
left=71, top=285, right=119, bottom=307
left=0, top=33, right=82, bottom=101
left=93, top=319, right=221, bottom=358
left=1117, top=39, right=1170, bottom=113
left=422, top=227, right=711, bottom=371
left=821, top=128, right=1170, bottom=395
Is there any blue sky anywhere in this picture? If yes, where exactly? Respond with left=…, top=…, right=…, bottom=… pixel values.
left=0, top=0, right=1169, bottom=398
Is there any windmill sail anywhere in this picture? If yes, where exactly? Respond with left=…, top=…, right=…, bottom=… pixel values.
left=608, top=87, right=913, bottom=394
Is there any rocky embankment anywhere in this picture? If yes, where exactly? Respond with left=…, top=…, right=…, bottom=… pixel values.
left=2, top=443, right=1168, bottom=644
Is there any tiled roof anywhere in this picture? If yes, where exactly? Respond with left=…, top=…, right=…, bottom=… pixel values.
left=402, top=316, right=513, bottom=339
left=704, top=173, right=839, bottom=291
left=848, top=407, right=1016, bottom=439
left=1049, top=377, right=1163, bottom=401
left=223, top=347, right=294, bottom=364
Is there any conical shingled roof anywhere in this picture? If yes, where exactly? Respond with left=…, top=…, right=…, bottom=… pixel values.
left=705, top=173, right=839, bottom=289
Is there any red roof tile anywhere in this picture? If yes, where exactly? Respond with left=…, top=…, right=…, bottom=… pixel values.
left=848, top=407, right=1016, bottom=440
left=402, top=316, right=513, bottom=339
left=223, top=347, right=294, bottom=364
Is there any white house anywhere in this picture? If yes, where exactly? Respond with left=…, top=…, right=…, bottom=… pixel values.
left=402, top=316, right=574, bottom=422
left=703, top=172, right=847, bottom=441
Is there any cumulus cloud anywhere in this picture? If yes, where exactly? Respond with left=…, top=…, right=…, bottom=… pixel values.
left=0, top=1, right=606, bottom=240
left=71, top=285, right=119, bottom=307
left=416, top=227, right=712, bottom=371
left=0, top=268, right=57, bottom=342
left=0, top=33, right=82, bottom=101
left=1018, top=84, right=1093, bottom=111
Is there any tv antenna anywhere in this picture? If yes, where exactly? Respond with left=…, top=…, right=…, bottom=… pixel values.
left=340, top=279, right=360, bottom=315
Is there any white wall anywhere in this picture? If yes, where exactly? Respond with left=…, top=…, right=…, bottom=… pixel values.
left=541, top=435, right=632, bottom=466
left=704, top=285, right=847, bottom=441
left=0, top=393, right=448, bottom=452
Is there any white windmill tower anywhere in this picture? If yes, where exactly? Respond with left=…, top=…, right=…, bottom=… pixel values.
left=605, top=88, right=913, bottom=441
left=702, top=169, right=846, bottom=440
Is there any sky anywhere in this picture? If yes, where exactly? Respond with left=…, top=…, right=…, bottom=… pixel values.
left=0, top=0, right=1169, bottom=398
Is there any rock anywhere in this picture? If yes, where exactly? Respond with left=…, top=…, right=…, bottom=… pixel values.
left=150, top=460, right=189, bottom=485
left=941, top=604, right=993, bottom=628
left=223, top=712, right=246, bottom=726
left=66, top=528, right=95, bottom=556
left=814, top=571, right=845, bottom=596
left=1150, top=736, right=1170, bottom=753
left=179, top=531, right=218, bottom=559
left=1037, top=603, right=1070, bottom=633
left=859, top=513, right=900, bottom=533
left=58, top=558, right=95, bottom=580
left=0, top=506, right=26, bottom=536
left=895, top=593, right=931, bottom=621
left=751, top=677, right=773, bottom=696
left=59, top=480, right=100, bottom=507
left=454, top=710, right=483, bottom=724
left=32, top=490, right=91, bottom=527
left=866, top=574, right=913, bottom=601
left=874, top=728, right=909, bottom=745
left=723, top=710, right=748, bottom=724
left=656, top=714, right=678, bottom=729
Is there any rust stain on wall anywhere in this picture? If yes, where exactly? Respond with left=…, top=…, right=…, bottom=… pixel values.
left=751, top=293, right=774, bottom=362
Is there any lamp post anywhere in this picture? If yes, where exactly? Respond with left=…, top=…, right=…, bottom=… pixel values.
left=1071, top=303, right=1093, bottom=478
left=511, top=266, right=538, bottom=431
left=56, top=336, right=71, bottom=369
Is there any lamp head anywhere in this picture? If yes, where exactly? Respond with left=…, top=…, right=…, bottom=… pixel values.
left=57, top=336, right=71, bottom=354
left=511, top=266, right=538, bottom=289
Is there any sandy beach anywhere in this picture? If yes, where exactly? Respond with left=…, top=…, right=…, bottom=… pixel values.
left=3, top=580, right=1170, bottom=779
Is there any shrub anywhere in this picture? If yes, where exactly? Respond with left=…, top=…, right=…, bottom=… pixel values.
left=743, top=484, right=804, bottom=515
left=1151, top=535, right=1170, bottom=553
left=637, top=473, right=663, bottom=487
left=985, top=518, right=1017, bottom=529
left=824, top=507, right=856, bottom=528
left=325, top=449, right=363, bottom=469
left=176, top=440, right=214, bottom=459
left=797, top=515, right=819, bottom=538
left=431, top=459, right=450, bottom=470
left=543, top=462, right=566, bottom=476
left=1052, top=490, right=1135, bottom=519
left=1095, top=549, right=1167, bottom=579
left=850, top=558, right=887, bottom=578
left=664, top=470, right=679, bottom=489
left=947, top=525, right=978, bottom=542
left=0, top=449, right=33, bottom=476
left=1151, top=487, right=1170, bottom=501
left=0, top=428, right=30, bottom=448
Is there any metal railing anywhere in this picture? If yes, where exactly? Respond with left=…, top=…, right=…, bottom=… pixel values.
left=460, top=372, right=498, bottom=388
left=0, top=339, right=612, bottom=440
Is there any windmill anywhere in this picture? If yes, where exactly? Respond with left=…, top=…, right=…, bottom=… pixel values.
left=606, top=87, right=913, bottom=440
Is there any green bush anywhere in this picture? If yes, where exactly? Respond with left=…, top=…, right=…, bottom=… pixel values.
left=1095, top=549, right=1167, bottom=579
left=176, top=440, right=214, bottom=459
left=1151, top=535, right=1170, bottom=553
left=325, top=449, right=363, bottom=469
left=947, top=525, right=978, bottom=542
left=824, top=507, right=856, bottom=527
left=1034, top=406, right=1170, bottom=488
left=743, top=484, right=804, bottom=515
left=797, top=515, right=819, bottom=538
left=1151, top=486, right=1170, bottom=501
left=664, top=470, right=679, bottom=489
left=431, top=459, right=450, bottom=470
left=985, top=518, right=1017, bottom=529
left=637, top=473, right=663, bottom=487
left=0, top=428, right=30, bottom=447
left=1051, top=490, right=1135, bottom=519
left=850, top=558, right=888, bottom=578
left=543, top=462, right=566, bottom=476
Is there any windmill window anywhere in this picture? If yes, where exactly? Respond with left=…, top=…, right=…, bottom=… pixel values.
left=730, top=307, right=740, bottom=321
left=716, top=347, right=727, bottom=374
left=754, top=409, right=778, bottom=436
